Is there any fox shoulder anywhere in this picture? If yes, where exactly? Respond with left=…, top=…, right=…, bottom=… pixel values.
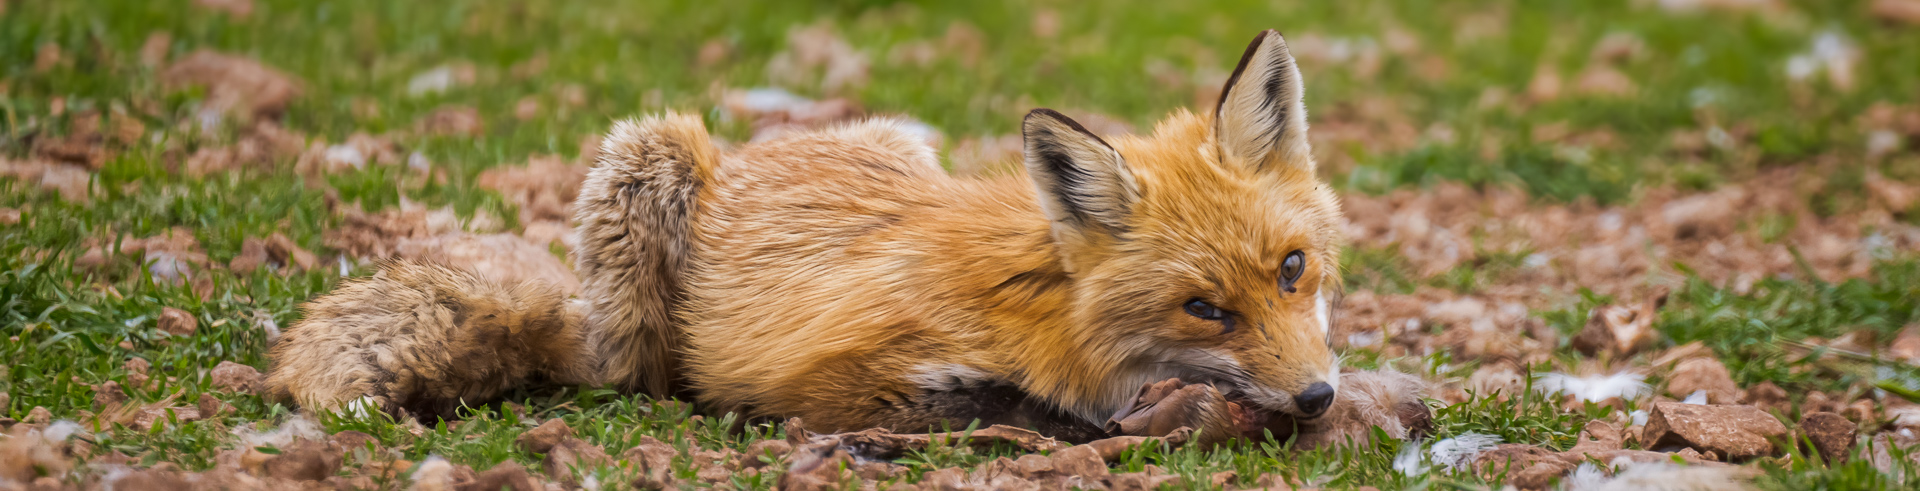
left=265, top=260, right=591, bottom=420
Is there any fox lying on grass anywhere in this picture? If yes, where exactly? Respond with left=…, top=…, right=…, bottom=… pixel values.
left=267, top=30, right=1427, bottom=444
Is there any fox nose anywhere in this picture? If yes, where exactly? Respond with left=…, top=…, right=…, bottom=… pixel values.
left=1293, top=382, right=1335, bottom=417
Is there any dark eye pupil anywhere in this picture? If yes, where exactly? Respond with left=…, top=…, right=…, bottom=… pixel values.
left=1183, top=299, right=1223, bottom=319
left=1279, top=250, right=1306, bottom=292
left=1183, top=299, right=1235, bottom=334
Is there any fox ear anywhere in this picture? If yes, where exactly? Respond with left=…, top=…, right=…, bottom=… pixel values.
left=1023, top=108, right=1139, bottom=242
left=1215, top=29, right=1313, bottom=174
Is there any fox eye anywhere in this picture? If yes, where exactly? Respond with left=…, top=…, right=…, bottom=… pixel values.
left=1279, top=250, right=1306, bottom=293
left=1183, top=298, right=1236, bottom=334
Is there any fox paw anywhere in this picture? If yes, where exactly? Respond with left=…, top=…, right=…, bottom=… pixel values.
left=1105, top=379, right=1243, bottom=445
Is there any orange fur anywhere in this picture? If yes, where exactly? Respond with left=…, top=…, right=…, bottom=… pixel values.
left=678, top=30, right=1344, bottom=430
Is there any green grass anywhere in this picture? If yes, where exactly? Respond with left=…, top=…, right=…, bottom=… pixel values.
left=6, top=0, right=1920, bottom=488
left=1660, top=260, right=1920, bottom=393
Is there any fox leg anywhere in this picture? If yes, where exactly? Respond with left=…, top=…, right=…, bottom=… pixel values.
left=882, top=380, right=1111, bottom=444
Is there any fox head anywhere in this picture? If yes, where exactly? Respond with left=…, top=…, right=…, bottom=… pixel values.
left=1024, top=30, right=1343, bottom=421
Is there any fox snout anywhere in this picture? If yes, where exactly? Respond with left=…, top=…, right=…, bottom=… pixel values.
left=1236, top=364, right=1339, bottom=418
left=1293, top=381, right=1336, bottom=417
left=1238, top=353, right=1341, bottom=418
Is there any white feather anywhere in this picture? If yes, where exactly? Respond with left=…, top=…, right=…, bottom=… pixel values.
left=43, top=420, right=81, bottom=442
left=234, top=415, right=325, bottom=448
left=411, top=455, right=456, bottom=490
left=1534, top=372, right=1650, bottom=403
left=1393, top=439, right=1428, bottom=476
left=1429, top=433, right=1502, bottom=472
left=344, top=396, right=381, bottom=419
left=1683, top=390, right=1709, bottom=405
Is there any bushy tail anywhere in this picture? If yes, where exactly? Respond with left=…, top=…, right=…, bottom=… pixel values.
left=572, top=112, right=718, bottom=398
left=264, top=259, right=595, bottom=420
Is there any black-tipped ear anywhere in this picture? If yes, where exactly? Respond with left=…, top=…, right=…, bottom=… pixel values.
left=1216, top=29, right=1313, bottom=173
left=1023, top=108, right=1138, bottom=240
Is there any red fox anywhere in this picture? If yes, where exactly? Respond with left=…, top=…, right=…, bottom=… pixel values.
left=271, top=30, right=1348, bottom=442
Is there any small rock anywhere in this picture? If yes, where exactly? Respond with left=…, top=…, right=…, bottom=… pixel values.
left=1891, top=324, right=1920, bottom=364
left=210, top=361, right=263, bottom=393
left=418, top=105, right=484, bottom=136
left=1666, top=357, right=1742, bottom=404
left=1475, top=443, right=1562, bottom=472
left=851, top=460, right=903, bottom=481
left=265, top=233, right=317, bottom=271
left=212, top=360, right=264, bottom=395
left=1048, top=444, right=1109, bottom=478
left=328, top=430, right=377, bottom=454
left=1570, top=291, right=1667, bottom=357
left=109, top=468, right=193, bottom=490
left=197, top=394, right=233, bottom=418
left=1676, top=447, right=1712, bottom=462
left=515, top=418, right=572, bottom=454
left=92, top=381, right=128, bottom=409
left=1642, top=402, right=1789, bottom=461
left=1803, top=391, right=1841, bottom=415
left=1799, top=412, right=1856, bottom=465
left=229, top=237, right=270, bottom=274
left=1467, top=362, right=1526, bottom=397
left=1661, top=189, right=1743, bottom=238
left=917, top=467, right=967, bottom=490
left=542, top=437, right=611, bottom=483
left=738, top=439, right=791, bottom=469
left=621, top=436, right=677, bottom=488
left=258, top=438, right=342, bottom=481
left=1650, top=341, right=1711, bottom=367
left=158, top=307, right=198, bottom=336
left=25, top=406, right=51, bottom=425
left=1843, top=398, right=1876, bottom=424
left=1568, top=420, right=1624, bottom=455
left=1509, top=460, right=1577, bottom=490
left=1577, top=448, right=1720, bottom=466
left=689, top=447, right=736, bottom=483
left=1742, top=381, right=1789, bottom=411
left=124, top=357, right=152, bottom=388
left=1249, top=473, right=1299, bottom=490
left=1208, top=470, right=1238, bottom=488
left=130, top=405, right=203, bottom=431
left=777, top=441, right=853, bottom=491
left=1105, top=470, right=1182, bottom=491
left=1013, top=453, right=1055, bottom=477
left=471, top=461, right=541, bottom=491
left=160, top=50, right=301, bottom=121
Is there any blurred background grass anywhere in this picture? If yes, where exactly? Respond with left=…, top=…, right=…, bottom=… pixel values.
left=10, top=0, right=1918, bottom=205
